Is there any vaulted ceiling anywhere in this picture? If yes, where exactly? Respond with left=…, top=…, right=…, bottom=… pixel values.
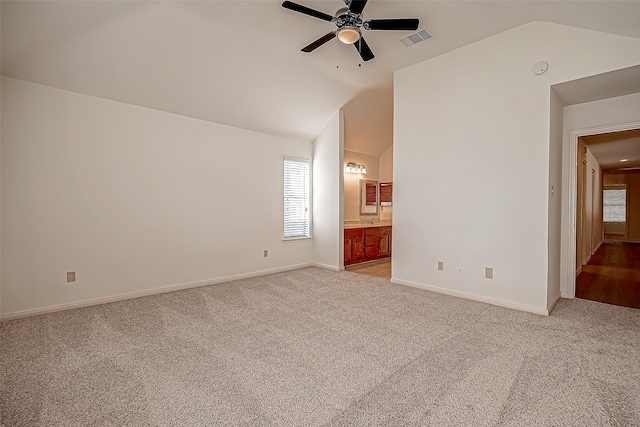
left=3, top=1, right=640, bottom=154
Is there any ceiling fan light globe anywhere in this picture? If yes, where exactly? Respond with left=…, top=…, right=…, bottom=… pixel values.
left=337, top=27, right=360, bottom=44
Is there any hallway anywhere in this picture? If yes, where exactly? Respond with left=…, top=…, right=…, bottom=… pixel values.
left=576, top=239, right=640, bottom=309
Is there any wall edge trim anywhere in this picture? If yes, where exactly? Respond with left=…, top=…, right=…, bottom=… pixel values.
left=563, top=120, right=640, bottom=300
left=390, top=278, right=549, bottom=316
left=547, top=294, right=562, bottom=314
left=313, top=262, right=341, bottom=271
left=0, top=263, right=314, bottom=322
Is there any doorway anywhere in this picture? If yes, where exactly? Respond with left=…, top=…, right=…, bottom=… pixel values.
left=345, top=258, right=391, bottom=279
left=572, top=128, right=640, bottom=308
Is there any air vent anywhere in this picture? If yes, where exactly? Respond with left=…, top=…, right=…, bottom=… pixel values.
left=400, top=29, right=433, bottom=47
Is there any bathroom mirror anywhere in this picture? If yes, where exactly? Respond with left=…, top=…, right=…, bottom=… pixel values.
left=360, top=180, right=378, bottom=215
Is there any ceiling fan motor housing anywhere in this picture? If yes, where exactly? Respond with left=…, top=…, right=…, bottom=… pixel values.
left=335, top=7, right=363, bottom=30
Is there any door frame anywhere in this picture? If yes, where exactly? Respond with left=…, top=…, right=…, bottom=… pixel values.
left=562, top=120, right=640, bottom=298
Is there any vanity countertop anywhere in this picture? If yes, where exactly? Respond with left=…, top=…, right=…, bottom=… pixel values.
left=344, top=220, right=392, bottom=229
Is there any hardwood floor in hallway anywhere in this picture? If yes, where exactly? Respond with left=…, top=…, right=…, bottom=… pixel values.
left=576, top=239, right=640, bottom=309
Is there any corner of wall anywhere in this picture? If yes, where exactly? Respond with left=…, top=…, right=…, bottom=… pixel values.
left=312, top=110, right=343, bottom=270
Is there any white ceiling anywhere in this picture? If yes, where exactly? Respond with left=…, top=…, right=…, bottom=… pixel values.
left=3, top=0, right=640, bottom=149
left=584, top=129, right=640, bottom=171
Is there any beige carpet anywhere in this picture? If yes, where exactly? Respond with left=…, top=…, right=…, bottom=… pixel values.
left=1, top=267, right=639, bottom=426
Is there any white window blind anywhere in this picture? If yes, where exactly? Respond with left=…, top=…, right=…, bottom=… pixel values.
left=603, top=188, right=626, bottom=223
left=284, top=158, right=310, bottom=239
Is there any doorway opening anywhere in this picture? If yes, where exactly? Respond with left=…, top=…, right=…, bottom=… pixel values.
left=345, top=258, right=391, bottom=279
left=570, top=127, right=640, bottom=309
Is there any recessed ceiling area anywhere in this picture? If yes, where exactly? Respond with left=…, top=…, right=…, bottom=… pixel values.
left=553, top=65, right=640, bottom=106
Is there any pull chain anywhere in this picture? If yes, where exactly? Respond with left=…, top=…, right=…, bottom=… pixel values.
left=335, top=38, right=363, bottom=69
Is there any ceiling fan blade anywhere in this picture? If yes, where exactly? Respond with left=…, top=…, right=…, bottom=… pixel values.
left=348, top=0, right=368, bottom=15
left=282, top=1, right=334, bottom=22
left=366, top=18, right=419, bottom=31
left=353, top=37, right=374, bottom=62
left=302, top=32, right=337, bottom=53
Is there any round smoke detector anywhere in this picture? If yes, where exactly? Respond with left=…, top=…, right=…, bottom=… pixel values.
left=533, top=61, right=549, bottom=75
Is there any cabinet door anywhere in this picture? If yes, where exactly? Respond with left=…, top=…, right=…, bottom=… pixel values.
left=344, top=238, right=353, bottom=263
left=364, top=228, right=379, bottom=257
left=378, top=234, right=390, bottom=257
left=378, top=227, right=392, bottom=257
left=345, top=228, right=365, bottom=262
left=353, top=234, right=365, bottom=260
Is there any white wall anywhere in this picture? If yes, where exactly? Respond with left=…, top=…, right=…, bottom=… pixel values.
left=342, top=84, right=393, bottom=158
left=313, top=111, right=343, bottom=270
left=1, top=77, right=315, bottom=318
left=343, top=150, right=379, bottom=221
left=394, top=22, right=640, bottom=314
left=561, top=92, right=640, bottom=296
left=547, top=88, right=564, bottom=308
left=562, top=93, right=640, bottom=163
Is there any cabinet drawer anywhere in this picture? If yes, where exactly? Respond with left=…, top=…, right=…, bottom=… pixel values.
left=378, top=226, right=392, bottom=235
left=345, top=228, right=364, bottom=239
left=365, top=228, right=378, bottom=236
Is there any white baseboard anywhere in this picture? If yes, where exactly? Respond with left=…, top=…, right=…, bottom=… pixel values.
left=0, top=263, right=314, bottom=322
left=390, top=278, right=550, bottom=316
left=547, top=294, right=561, bottom=314
left=313, top=262, right=341, bottom=272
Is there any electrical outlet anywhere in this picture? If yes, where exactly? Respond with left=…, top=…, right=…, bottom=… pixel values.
left=263, top=250, right=268, bottom=258
left=67, top=271, right=76, bottom=283
left=485, top=267, right=493, bottom=279
left=437, top=261, right=444, bottom=271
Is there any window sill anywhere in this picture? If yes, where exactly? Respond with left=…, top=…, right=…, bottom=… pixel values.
left=282, top=236, right=313, bottom=242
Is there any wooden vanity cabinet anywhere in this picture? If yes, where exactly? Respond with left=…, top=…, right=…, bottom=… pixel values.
left=344, top=226, right=392, bottom=266
left=364, top=228, right=379, bottom=257
left=378, top=226, right=392, bottom=257
left=344, top=228, right=365, bottom=264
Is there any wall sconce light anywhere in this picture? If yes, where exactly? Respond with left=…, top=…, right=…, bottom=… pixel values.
left=345, top=162, right=366, bottom=174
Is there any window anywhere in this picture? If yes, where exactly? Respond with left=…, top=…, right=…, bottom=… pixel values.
left=284, top=158, right=310, bottom=239
left=603, top=187, right=626, bottom=223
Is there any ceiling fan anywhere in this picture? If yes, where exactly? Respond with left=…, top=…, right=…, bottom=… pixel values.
left=282, top=0, right=419, bottom=62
